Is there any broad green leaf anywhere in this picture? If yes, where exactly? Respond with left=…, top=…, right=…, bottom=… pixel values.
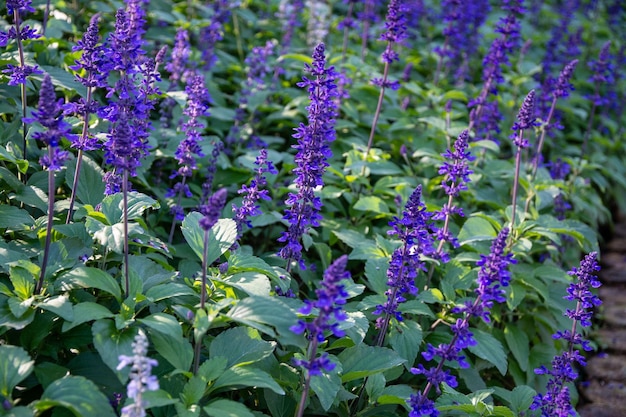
left=181, top=376, right=206, bottom=407
left=140, top=313, right=193, bottom=371
left=333, top=230, right=385, bottom=260
left=100, top=192, right=160, bottom=224
left=219, top=272, right=271, bottom=296
left=364, top=258, right=389, bottom=294
left=145, top=282, right=196, bottom=302
left=338, top=345, right=406, bottom=382
left=310, top=372, right=342, bottom=411
left=85, top=219, right=144, bottom=254
left=2, top=406, right=33, bottom=416
left=9, top=266, right=35, bottom=300
left=0, top=205, right=34, bottom=229
left=36, top=295, right=74, bottom=321
left=91, top=319, right=137, bottom=382
left=64, top=156, right=105, bottom=206
left=377, top=384, right=414, bottom=405
left=142, top=390, right=178, bottom=409
left=0, top=345, right=34, bottom=397
left=0, top=297, right=35, bottom=330
left=34, top=362, right=70, bottom=390
left=204, top=399, right=255, bottom=417
left=139, top=313, right=183, bottom=339
left=353, top=196, right=389, bottom=214
left=389, top=321, right=423, bottom=370
left=56, top=266, right=122, bottom=302
left=227, top=253, right=280, bottom=281
left=457, top=217, right=497, bottom=246
left=226, top=296, right=304, bottom=348
left=468, top=329, right=508, bottom=375
left=210, top=327, right=275, bottom=368
left=510, top=385, right=536, bottom=413
left=33, top=375, right=117, bottom=417
left=150, top=329, right=194, bottom=372
left=182, top=214, right=237, bottom=265
left=210, top=366, right=285, bottom=395
left=197, top=356, right=228, bottom=383
left=504, top=325, right=530, bottom=372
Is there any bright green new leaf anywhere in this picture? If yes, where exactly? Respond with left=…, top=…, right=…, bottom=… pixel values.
left=56, top=266, right=122, bottom=302
left=209, top=367, right=285, bottom=395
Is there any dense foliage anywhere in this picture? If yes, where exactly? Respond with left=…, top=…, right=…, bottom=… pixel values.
left=0, top=0, right=624, bottom=416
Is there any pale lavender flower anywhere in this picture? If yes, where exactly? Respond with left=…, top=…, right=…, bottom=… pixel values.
left=117, top=331, right=159, bottom=417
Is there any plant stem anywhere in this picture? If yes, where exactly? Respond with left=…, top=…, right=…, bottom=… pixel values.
left=295, top=339, right=319, bottom=417
left=35, top=148, right=56, bottom=295
left=510, top=138, right=524, bottom=244
left=43, top=0, right=51, bottom=36
left=12, top=8, right=28, bottom=176
left=168, top=176, right=188, bottom=244
left=364, top=60, right=390, bottom=158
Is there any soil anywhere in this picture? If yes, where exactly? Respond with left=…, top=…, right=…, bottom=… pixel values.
left=578, top=216, right=626, bottom=416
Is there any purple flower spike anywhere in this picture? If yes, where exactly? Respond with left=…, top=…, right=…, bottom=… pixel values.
left=278, top=43, right=337, bottom=270
left=26, top=74, right=73, bottom=171
left=512, top=90, right=539, bottom=148
left=380, top=0, right=407, bottom=63
left=531, top=252, right=601, bottom=417
left=553, top=59, right=578, bottom=99
left=199, top=188, right=228, bottom=231
left=291, top=255, right=351, bottom=375
left=374, top=186, right=434, bottom=336
left=408, top=228, right=515, bottom=417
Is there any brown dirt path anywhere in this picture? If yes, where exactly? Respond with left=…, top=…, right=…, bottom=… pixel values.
left=578, top=217, right=626, bottom=417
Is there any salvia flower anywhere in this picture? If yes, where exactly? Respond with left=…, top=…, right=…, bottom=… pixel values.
left=25, top=74, right=73, bottom=171
left=199, top=0, right=231, bottom=70
left=291, top=255, right=350, bottom=375
left=587, top=41, right=615, bottom=107
left=531, top=252, right=601, bottom=417
left=511, top=89, right=539, bottom=148
left=199, top=187, right=227, bottom=231
left=553, top=59, right=578, bottom=99
left=380, top=0, right=407, bottom=63
left=408, top=228, right=515, bottom=417
left=232, top=149, right=277, bottom=238
left=167, top=72, right=211, bottom=221
left=433, top=130, right=475, bottom=251
left=278, top=43, right=338, bottom=270
left=117, top=331, right=159, bottom=417
left=1, top=0, right=42, bottom=86
left=374, top=186, right=434, bottom=335
left=306, top=0, right=331, bottom=48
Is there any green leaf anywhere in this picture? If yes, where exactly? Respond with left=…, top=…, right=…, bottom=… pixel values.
left=0, top=205, right=34, bottom=229
left=338, top=345, right=406, bottom=382
left=36, top=295, right=74, bottom=321
left=210, top=366, right=285, bottom=395
left=56, top=266, right=122, bottom=302
left=85, top=219, right=144, bottom=254
left=353, top=196, right=389, bottom=214
left=204, top=399, right=255, bottom=417
left=504, top=325, right=529, bottom=372
left=182, top=214, right=237, bottom=265
left=389, top=321, right=423, bottom=370
left=468, top=329, right=508, bottom=375
left=226, top=296, right=303, bottom=348
left=364, top=258, right=389, bottom=294
left=219, top=272, right=271, bottom=296
left=140, top=314, right=194, bottom=371
left=310, top=372, right=342, bottom=411
left=510, top=385, right=536, bottom=413
left=100, top=192, right=160, bottom=224
left=145, top=282, right=196, bottom=302
left=333, top=230, right=386, bottom=261
left=377, top=384, right=414, bottom=405
left=197, top=356, right=228, bottom=383
left=91, top=319, right=137, bottom=382
left=210, top=327, right=275, bottom=368
left=64, top=156, right=105, bottom=206
left=0, top=345, right=34, bottom=398
left=457, top=217, right=497, bottom=246
left=33, top=375, right=117, bottom=417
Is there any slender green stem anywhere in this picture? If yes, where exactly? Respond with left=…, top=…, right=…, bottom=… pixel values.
left=168, top=176, right=188, bottom=244
left=12, top=9, right=28, bottom=173
left=509, top=135, right=524, bottom=244
left=35, top=148, right=56, bottom=294
left=364, top=59, right=390, bottom=158
left=67, top=86, right=95, bottom=223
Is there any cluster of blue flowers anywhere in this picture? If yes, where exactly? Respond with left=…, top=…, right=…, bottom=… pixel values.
left=278, top=43, right=338, bottom=270
left=408, top=228, right=515, bottom=417
left=291, top=255, right=350, bottom=375
left=531, top=252, right=601, bottom=417
left=374, top=186, right=434, bottom=343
